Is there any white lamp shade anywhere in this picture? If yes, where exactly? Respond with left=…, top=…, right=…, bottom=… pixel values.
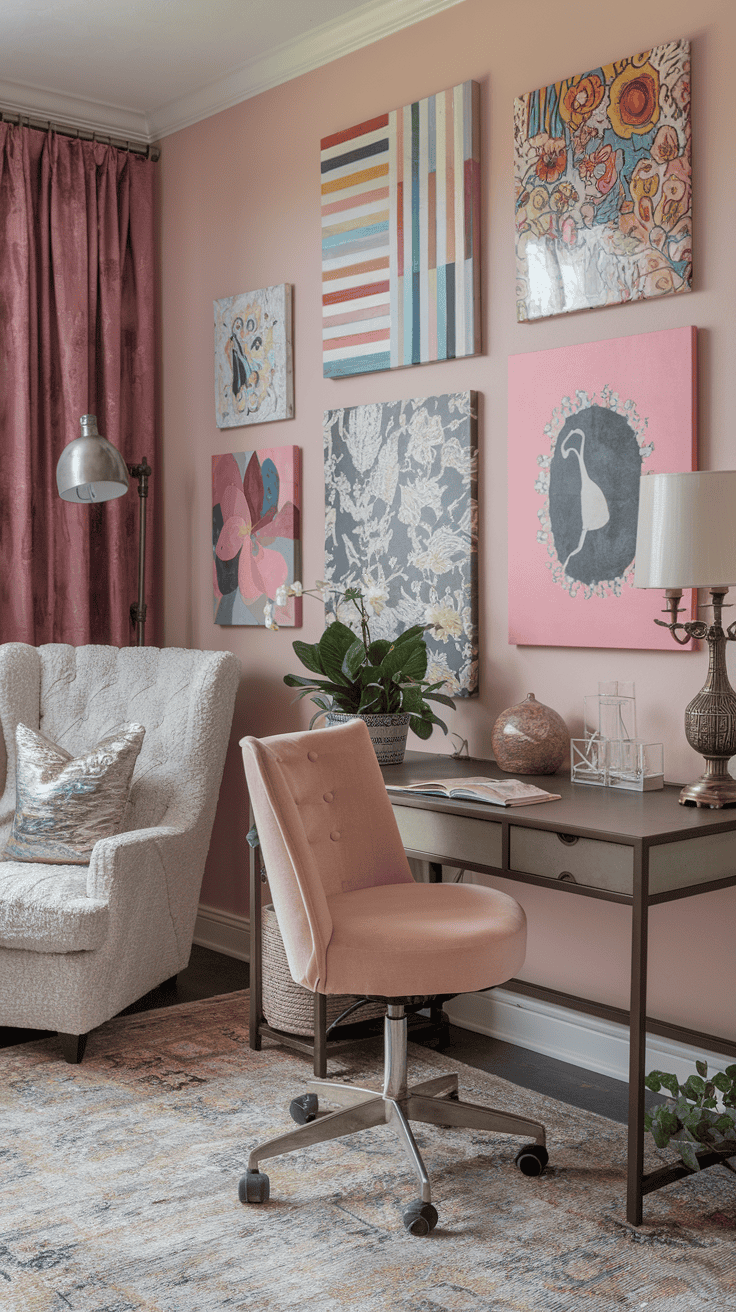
left=634, top=470, right=736, bottom=589
left=56, top=415, right=129, bottom=503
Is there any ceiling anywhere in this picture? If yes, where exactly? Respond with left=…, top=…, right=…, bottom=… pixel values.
left=0, top=0, right=463, bottom=144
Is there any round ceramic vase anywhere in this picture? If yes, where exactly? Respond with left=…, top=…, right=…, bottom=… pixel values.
left=325, top=711, right=411, bottom=765
left=491, top=693, right=569, bottom=775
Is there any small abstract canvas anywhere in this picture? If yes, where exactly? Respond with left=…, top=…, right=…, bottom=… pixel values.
left=214, top=284, right=293, bottom=427
left=507, top=327, right=696, bottom=650
left=321, top=82, right=480, bottom=378
left=514, top=40, right=691, bottom=321
left=323, top=392, right=478, bottom=695
left=212, top=446, right=301, bottom=626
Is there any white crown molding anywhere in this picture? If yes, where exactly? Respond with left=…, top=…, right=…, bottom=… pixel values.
left=0, top=77, right=150, bottom=144
left=0, top=0, right=464, bottom=146
left=148, top=0, right=466, bottom=141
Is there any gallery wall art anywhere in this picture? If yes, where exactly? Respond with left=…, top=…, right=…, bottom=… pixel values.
left=323, top=392, right=478, bottom=695
left=514, top=39, right=691, bottom=321
left=212, top=446, right=301, bottom=626
left=214, top=284, right=294, bottom=427
left=321, top=82, right=480, bottom=379
left=507, top=326, right=696, bottom=650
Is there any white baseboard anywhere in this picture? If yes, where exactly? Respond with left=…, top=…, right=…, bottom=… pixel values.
left=193, top=904, right=250, bottom=962
left=192, top=905, right=732, bottom=1086
left=444, top=988, right=735, bottom=1088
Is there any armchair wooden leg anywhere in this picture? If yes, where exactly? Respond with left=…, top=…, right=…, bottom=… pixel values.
left=58, top=1032, right=88, bottom=1064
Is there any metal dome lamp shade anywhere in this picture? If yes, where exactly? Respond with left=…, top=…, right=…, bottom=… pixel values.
left=634, top=470, right=736, bottom=808
left=56, top=415, right=152, bottom=646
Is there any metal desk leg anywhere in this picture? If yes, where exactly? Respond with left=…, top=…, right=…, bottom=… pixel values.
left=313, top=993, right=328, bottom=1078
left=627, top=843, right=649, bottom=1225
left=249, top=817, right=263, bottom=1053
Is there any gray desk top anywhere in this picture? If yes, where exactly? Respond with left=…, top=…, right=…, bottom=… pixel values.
left=383, top=751, right=736, bottom=846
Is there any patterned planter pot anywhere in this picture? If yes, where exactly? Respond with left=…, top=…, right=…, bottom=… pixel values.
left=325, top=711, right=411, bottom=765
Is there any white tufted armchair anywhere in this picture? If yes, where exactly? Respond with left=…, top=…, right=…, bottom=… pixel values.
left=0, top=643, right=240, bottom=1061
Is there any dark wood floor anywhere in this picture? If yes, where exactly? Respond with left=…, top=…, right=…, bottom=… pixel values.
left=1, top=944, right=648, bottom=1124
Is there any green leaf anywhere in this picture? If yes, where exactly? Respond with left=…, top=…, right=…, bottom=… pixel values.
left=291, top=640, right=325, bottom=675
left=409, top=714, right=434, bottom=740
left=646, top=1070, right=680, bottom=1099
left=392, top=625, right=426, bottom=646
left=696, top=1060, right=708, bottom=1078
left=343, top=638, right=367, bottom=680
left=712, top=1072, right=732, bottom=1093
left=681, top=1075, right=706, bottom=1102
left=396, top=641, right=428, bottom=681
left=318, top=622, right=360, bottom=685
left=678, top=1139, right=701, bottom=1172
left=422, top=691, right=456, bottom=709
left=367, top=639, right=391, bottom=664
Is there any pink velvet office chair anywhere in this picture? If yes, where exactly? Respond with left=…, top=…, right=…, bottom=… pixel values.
left=239, top=719, right=547, bottom=1235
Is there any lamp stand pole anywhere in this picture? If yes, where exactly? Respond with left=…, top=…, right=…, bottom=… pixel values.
left=656, top=587, right=736, bottom=807
left=128, top=458, right=151, bottom=647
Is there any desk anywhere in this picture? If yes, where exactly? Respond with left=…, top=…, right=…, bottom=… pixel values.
left=249, top=750, right=736, bottom=1226
left=383, top=751, right=736, bottom=1225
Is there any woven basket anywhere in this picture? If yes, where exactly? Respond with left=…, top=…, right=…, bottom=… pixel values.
left=261, top=904, right=385, bottom=1037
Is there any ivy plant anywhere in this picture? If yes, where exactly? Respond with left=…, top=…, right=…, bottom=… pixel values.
left=645, top=1061, right=736, bottom=1172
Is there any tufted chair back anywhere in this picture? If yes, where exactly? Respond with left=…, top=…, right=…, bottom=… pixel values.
left=241, top=719, right=413, bottom=992
left=0, top=642, right=239, bottom=847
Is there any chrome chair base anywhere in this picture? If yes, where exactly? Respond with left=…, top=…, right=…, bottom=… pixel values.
left=241, top=1003, right=547, bottom=1232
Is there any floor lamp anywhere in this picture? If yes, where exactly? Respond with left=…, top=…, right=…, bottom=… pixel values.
left=56, top=414, right=152, bottom=646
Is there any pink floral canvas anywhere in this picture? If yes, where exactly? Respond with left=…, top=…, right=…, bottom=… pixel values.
left=212, top=446, right=301, bottom=626
left=507, top=326, right=696, bottom=650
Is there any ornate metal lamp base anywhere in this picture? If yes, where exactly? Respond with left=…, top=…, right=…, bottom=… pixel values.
left=655, top=588, right=736, bottom=809
left=679, top=764, right=736, bottom=809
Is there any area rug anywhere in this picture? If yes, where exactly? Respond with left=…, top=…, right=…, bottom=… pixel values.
left=2, top=992, right=735, bottom=1312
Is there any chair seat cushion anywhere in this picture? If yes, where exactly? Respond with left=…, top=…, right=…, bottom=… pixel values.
left=0, top=861, right=109, bottom=953
left=324, top=882, right=526, bottom=997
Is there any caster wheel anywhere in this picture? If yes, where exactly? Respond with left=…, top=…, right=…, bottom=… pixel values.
left=515, top=1143, right=548, bottom=1177
left=290, top=1093, right=319, bottom=1124
left=238, top=1169, right=270, bottom=1204
left=403, top=1200, right=438, bottom=1236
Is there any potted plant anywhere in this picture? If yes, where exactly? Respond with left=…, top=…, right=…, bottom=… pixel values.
left=645, top=1061, right=736, bottom=1172
left=266, top=581, right=455, bottom=764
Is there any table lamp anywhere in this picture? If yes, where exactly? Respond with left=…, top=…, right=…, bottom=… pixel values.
left=634, top=470, right=736, bottom=808
left=56, top=414, right=152, bottom=646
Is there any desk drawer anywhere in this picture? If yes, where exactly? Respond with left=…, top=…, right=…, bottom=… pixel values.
left=392, top=803, right=503, bottom=869
left=509, top=826, right=633, bottom=894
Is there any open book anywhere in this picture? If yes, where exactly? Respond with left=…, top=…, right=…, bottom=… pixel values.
left=387, top=776, right=561, bottom=807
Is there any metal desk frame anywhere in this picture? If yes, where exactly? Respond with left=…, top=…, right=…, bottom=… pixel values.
left=249, top=751, right=736, bottom=1226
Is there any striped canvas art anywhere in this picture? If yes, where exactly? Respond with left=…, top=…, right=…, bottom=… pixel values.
left=321, top=81, right=481, bottom=379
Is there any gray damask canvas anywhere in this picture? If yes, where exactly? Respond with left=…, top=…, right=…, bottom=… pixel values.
left=323, top=392, right=478, bottom=696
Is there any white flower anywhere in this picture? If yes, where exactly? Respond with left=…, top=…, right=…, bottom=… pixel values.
left=263, top=601, right=279, bottom=631
left=290, top=581, right=303, bottom=596
left=363, top=577, right=389, bottom=616
left=274, top=585, right=289, bottom=608
left=425, top=602, right=463, bottom=642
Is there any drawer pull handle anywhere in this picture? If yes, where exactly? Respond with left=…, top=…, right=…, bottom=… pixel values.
left=557, top=833, right=580, bottom=847
left=558, top=870, right=577, bottom=883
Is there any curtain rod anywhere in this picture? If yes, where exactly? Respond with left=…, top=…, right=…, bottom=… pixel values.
left=0, top=110, right=160, bottom=161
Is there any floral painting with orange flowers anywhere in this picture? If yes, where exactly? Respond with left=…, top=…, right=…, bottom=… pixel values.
left=212, top=447, right=301, bottom=626
left=514, top=39, right=691, bottom=321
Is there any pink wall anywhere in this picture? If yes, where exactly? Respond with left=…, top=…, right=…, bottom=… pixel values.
left=159, top=0, right=736, bottom=1037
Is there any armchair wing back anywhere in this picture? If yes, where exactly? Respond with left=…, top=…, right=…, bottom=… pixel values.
left=0, top=643, right=240, bottom=1052
left=241, top=719, right=413, bottom=992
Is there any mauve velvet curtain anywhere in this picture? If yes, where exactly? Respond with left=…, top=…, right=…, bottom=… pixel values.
left=0, top=124, right=158, bottom=646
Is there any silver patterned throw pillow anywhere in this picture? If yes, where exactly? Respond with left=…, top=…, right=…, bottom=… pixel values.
left=4, top=722, right=146, bottom=865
